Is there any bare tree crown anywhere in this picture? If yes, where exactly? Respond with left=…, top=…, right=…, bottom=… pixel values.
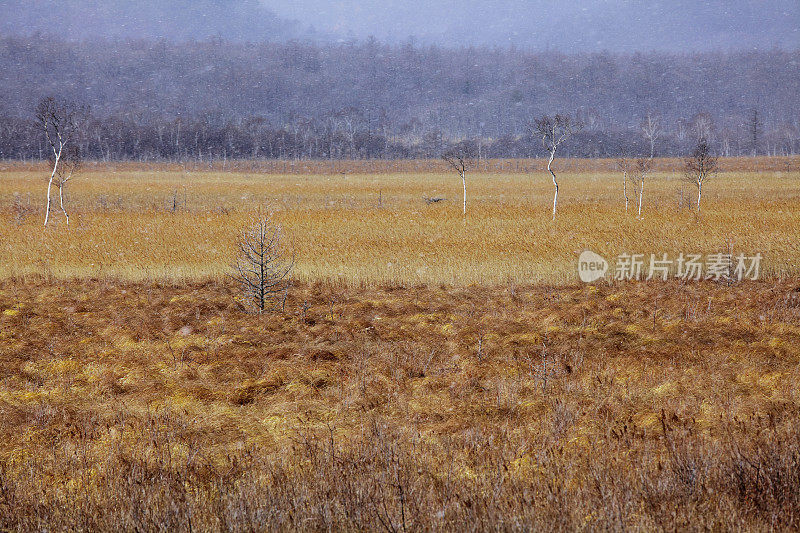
left=534, top=114, right=578, bottom=153
left=684, top=139, right=718, bottom=213
left=442, top=142, right=476, bottom=173
left=641, top=112, right=662, bottom=159
left=37, top=97, right=86, bottom=156
left=685, top=140, right=718, bottom=185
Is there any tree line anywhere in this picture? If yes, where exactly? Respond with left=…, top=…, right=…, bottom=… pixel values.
left=1, top=36, right=798, bottom=161
left=1, top=107, right=795, bottom=162
left=33, top=98, right=720, bottom=228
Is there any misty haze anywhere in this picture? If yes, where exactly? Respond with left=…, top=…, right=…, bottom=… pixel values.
left=1, top=1, right=799, bottom=531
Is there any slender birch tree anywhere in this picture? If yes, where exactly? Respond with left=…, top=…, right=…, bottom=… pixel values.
left=641, top=111, right=661, bottom=160
left=442, top=142, right=476, bottom=216
left=684, top=139, right=718, bottom=213
left=616, top=156, right=650, bottom=217
left=632, top=112, right=661, bottom=218
left=37, top=97, right=85, bottom=227
left=630, top=157, right=652, bottom=218
left=615, top=156, right=631, bottom=213
left=534, top=114, right=578, bottom=220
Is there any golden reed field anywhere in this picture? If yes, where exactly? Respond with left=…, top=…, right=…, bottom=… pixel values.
left=1, top=158, right=799, bottom=530
left=1, top=157, right=799, bottom=284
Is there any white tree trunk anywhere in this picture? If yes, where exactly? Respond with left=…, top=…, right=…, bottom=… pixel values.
left=547, top=150, right=558, bottom=220
left=623, top=176, right=629, bottom=213
left=59, top=186, right=69, bottom=226
left=461, top=171, right=467, bottom=216
left=44, top=176, right=54, bottom=227
left=637, top=178, right=644, bottom=218
left=44, top=153, right=60, bottom=227
left=696, top=180, right=703, bottom=213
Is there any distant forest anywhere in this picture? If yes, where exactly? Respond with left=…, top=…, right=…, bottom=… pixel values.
left=1, top=36, right=798, bottom=161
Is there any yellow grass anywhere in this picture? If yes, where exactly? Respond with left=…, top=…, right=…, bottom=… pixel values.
left=1, top=159, right=800, bottom=529
left=1, top=161, right=799, bottom=284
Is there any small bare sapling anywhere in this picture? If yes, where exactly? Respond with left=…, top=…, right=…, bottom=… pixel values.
left=232, top=213, right=294, bottom=313
left=630, top=157, right=652, bottom=218
left=37, top=97, right=85, bottom=227
left=533, top=114, right=579, bottom=220
left=442, top=142, right=476, bottom=216
left=684, top=140, right=718, bottom=214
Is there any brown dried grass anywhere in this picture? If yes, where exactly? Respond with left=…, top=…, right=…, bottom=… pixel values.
left=0, top=279, right=798, bottom=530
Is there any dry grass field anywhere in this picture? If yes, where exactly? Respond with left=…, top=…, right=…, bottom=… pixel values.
left=1, top=158, right=799, bottom=530
left=1, top=158, right=799, bottom=284
left=0, top=279, right=799, bottom=530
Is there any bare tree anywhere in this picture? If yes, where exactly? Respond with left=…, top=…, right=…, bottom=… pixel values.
left=630, top=157, right=652, bottom=218
left=691, top=112, right=715, bottom=143
left=641, top=111, right=661, bottom=159
left=615, top=156, right=631, bottom=213
left=630, top=113, right=661, bottom=219
left=534, top=114, right=578, bottom=220
left=442, top=142, right=476, bottom=216
left=231, top=213, right=294, bottom=314
left=684, top=140, right=718, bottom=214
left=748, top=108, right=762, bottom=157
left=618, top=155, right=651, bottom=217
left=37, top=97, right=85, bottom=227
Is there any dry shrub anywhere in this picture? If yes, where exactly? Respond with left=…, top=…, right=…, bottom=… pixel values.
left=1, top=413, right=798, bottom=531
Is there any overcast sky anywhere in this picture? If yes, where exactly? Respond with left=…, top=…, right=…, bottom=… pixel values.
left=1, top=0, right=797, bottom=52
left=263, top=0, right=800, bottom=51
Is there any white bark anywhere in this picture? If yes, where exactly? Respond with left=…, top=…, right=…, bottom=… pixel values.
left=622, top=169, right=629, bottom=213
left=547, top=149, right=558, bottom=220
left=58, top=185, right=69, bottom=226
left=44, top=174, right=54, bottom=227
left=637, top=177, right=644, bottom=218
left=461, top=170, right=467, bottom=216
left=443, top=153, right=470, bottom=216
left=535, top=115, right=576, bottom=220
left=44, top=150, right=60, bottom=227
left=696, top=180, right=703, bottom=213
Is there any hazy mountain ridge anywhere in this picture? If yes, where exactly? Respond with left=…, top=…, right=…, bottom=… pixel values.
left=1, top=36, right=797, bottom=160
left=2, top=0, right=797, bottom=51
left=1, top=2, right=797, bottom=160
left=0, top=0, right=318, bottom=42
left=2, top=37, right=796, bottom=130
left=266, top=0, right=799, bottom=52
